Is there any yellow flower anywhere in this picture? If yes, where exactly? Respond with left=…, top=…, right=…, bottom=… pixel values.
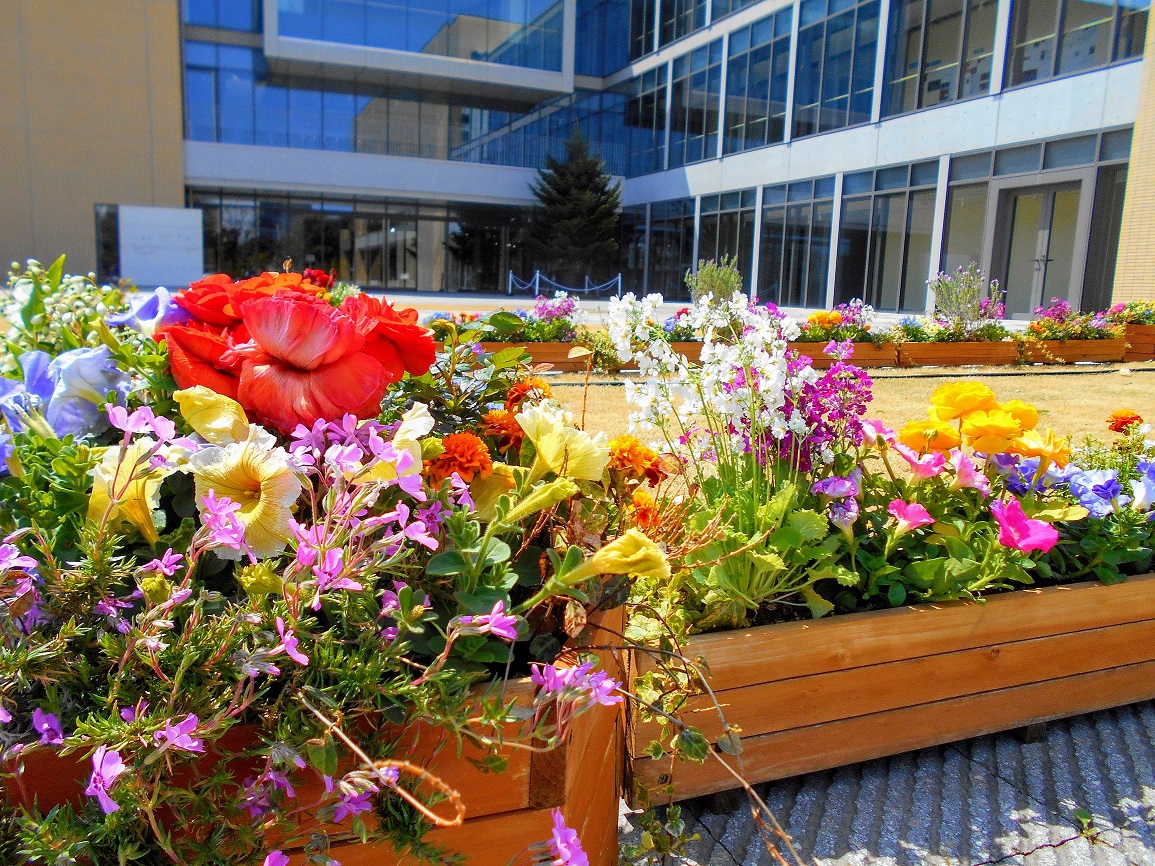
left=1009, top=427, right=1071, bottom=475
left=188, top=425, right=302, bottom=559
left=88, top=440, right=170, bottom=544
left=1001, top=399, right=1040, bottom=432
left=960, top=409, right=1022, bottom=454
left=516, top=403, right=609, bottom=483
left=501, top=478, right=579, bottom=526
left=929, top=381, right=998, bottom=422
left=561, top=529, right=670, bottom=586
left=898, top=417, right=962, bottom=453
left=469, top=463, right=518, bottom=522
left=175, top=386, right=249, bottom=445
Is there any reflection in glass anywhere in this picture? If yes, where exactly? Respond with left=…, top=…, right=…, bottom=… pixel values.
left=793, top=0, right=879, bottom=138
left=724, top=8, right=793, bottom=154
left=760, top=180, right=834, bottom=306
left=941, top=182, right=988, bottom=273
left=669, top=41, right=723, bottom=166
left=646, top=199, right=695, bottom=300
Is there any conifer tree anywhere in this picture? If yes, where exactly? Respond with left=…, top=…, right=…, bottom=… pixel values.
left=525, top=131, right=622, bottom=286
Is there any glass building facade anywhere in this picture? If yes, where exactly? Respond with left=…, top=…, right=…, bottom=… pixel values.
left=175, top=0, right=1149, bottom=305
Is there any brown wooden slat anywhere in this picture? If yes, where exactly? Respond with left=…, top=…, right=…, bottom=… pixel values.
left=635, top=575, right=1155, bottom=691
left=632, top=615, right=1155, bottom=748
left=632, top=658, right=1155, bottom=803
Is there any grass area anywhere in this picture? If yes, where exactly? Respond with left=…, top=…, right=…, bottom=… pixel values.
left=553, top=364, right=1155, bottom=446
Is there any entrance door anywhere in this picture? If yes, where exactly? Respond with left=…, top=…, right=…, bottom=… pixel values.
left=999, top=183, right=1080, bottom=317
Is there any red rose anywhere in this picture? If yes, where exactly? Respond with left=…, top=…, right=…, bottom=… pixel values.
left=341, top=294, right=437, bottom=380
left=174, top=274, right=241, bottom=326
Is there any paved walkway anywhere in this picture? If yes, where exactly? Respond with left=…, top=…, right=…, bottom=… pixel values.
left=622, top=701, right=1155, bottom=866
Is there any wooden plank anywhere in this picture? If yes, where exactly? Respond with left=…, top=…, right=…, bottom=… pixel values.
left=632, top=658, right=1155, bottom=803
left=632, top=616, right=1155, bottom=748
left=635, top=574, right=1155, bottom=691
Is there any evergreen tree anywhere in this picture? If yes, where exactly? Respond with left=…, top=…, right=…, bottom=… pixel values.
left=525, top=131, right=622, bottom=287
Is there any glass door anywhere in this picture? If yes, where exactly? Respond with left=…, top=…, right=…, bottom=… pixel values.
left=999, top=183, right=1080, bottom=317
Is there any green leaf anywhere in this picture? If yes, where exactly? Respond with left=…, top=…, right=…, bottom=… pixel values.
left=674, top=728, right=711, bottom=763
left=306, top=738, right=339, bottom=777
left=482, top=539, right=512, bottom=566
left=788, top=510, right=828, bottom=542
left=645, top=740, right=666, bottom=760
left=800, top=585, right=835, bottom=618
left=486, top=312, right=527, bottom=335
left=426, top=550, right=473, bottom=576
left=887, top=583, right=908, bottom=607
left=45, top=254, right=65, bottom=292
left=810, top=564, right=860, bottom=587
left=715, top=730, right=743, bottom=756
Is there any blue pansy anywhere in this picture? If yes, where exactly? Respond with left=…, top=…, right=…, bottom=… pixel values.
left=106, top=287, right=191, bottom=337
left=1069, top=468, right=1130, bottom=518
left=0, top=347, right=127, bottom=439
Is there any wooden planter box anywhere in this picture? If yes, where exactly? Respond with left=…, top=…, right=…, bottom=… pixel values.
left=627, top=574, right=1155, bottom=805
left=787, top=341, right=898, bottom=369
left=670, top=341, right=703, bottom=364
left=1021, top=338, right=1127, bottom=364
left=897, top=341, right=1020, bottom=368
left=4, top=612, right=624, bottom=866
left=1123, top=324, right=1155, bottom=362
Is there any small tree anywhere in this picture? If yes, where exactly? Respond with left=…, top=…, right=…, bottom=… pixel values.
left=525, top=131, right=622, bottom=287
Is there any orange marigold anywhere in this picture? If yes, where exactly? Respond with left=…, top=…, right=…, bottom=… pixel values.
left=481, top=409, right=525, bottom=455
left=1108, top=409, right=1144, bottom=433
left=425, top=432, right=493, bottom=486
left=608, top=434, right=663, bottom=484
left=504, top=377, right=552, bottom=413
left=631, top=489, right=661, bottom=530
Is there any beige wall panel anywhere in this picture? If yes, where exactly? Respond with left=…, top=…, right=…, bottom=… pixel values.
left=0, top=0, right=185, bottom=277
left=1113, top=27, right=1155, bottom=301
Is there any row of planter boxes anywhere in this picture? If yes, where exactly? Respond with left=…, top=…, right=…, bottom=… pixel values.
left=8, top=576, right=1155, bottom=853
left=468, top=334, right=1148, bottom=371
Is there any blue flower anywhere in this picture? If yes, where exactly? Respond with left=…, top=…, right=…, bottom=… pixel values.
left=1069, top=469, right=1130, bottom=518
left=106, top=287, right=191, bottom=336
left=0, top=348, right=126, bottom=440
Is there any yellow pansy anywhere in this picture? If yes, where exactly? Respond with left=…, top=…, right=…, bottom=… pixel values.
left=88, top=440, right=170, bottom=544
left=898, top=417, right=962, bottom=453
left=188, top=425, right=302, bottom=559
left=929, top=381, right=998, bottom=422
left=1001, top=399, right=1040, bottom=433
left=175, top=386, right=249, bottom=445
left=960, top=409, right=1022, bottom=454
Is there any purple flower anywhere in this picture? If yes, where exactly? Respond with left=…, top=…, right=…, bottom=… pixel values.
left=332, top=786, right=377, bottom=822
left=32, top=708, right=63, bottom=745
left=548, top=808, right=589, bottom=866
left=262, top=853, right=290, bottom=866
left=1069, top=469, right=1130, bottom=518
left=828, top=497, right=859, bottom=535
left=240, top=777, right=273, bottom=818
left=275, top=616, right=310, bottom=666
left=0, top=706, right=11, bottom=724
left=456, top=600, right=519, bottom=642
left=153, top=713, right=205, bottom=754
left=531, top=661, right=622, bottom=708
left=85, top=745, right=128, bottom=814
left=262, top=767, right=296, bottom=799
left=0, top=543, right=37, bottom=573
left=47, top=346, right=129, bottom=438
left=120, top=699, right=149, bottom=723
left=106, top=286, right=192, bottom=336
left=811, top=476, right=858, bottom=499
left=822, top=339, right=855, bottom=361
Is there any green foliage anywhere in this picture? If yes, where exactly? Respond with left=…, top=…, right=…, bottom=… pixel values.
left=525, top=132, right=622, bottom=284
left=574, top=326, right=625, bottom=372
left=684, top=256, right=743, bottom=305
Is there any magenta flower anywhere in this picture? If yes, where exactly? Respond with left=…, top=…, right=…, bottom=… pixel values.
left=309, top=547, right=363, bottom=610
left=275, top=616, right=310, bottom=666
left=548, top=808, right=589, bottom=866
left=200, top=490, right=246, bottom=550
left=106, top=404, right=156, bottom=435
left=888, top=500, right=934, bottom=537
left=32, top=708, right=63, bottom=745
left=948, top=449, right=991, bottom=496
left=531, top=661, right=623, bottom=707
left=990, top=499, right=1059, bottom=553
left=0, top=542, right=37, bottom=573
left=142, top=548, right=183, bottom=577
left=0, top=706, right=11, bottom=724
left=153, top=713, right=205, bottom=754
left=861, top=419, right=897, bottom=447
left=894, top=444, right=947, bottom=482
left=811, top=476, right=858, bottom=499
left=457, top=600, right=519, bottom=642
left=85, top=745, right=128, bottom=814
left=263, top=852, right=290, bottom=866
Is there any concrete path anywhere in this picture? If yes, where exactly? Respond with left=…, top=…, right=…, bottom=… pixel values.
left=622, top=700, right=1155, bottom=866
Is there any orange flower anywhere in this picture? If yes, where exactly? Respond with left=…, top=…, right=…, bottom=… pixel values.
left=631, top=489, right=661, bottom=530
left=504, top=377, right=552, bottom=413
left=482, top=409, right=525, bottom=455
left=425, top=432, right=493, bottom=486
left=1108, top=409, right=1144, bottom=433
left=608, top=434, right=663, bottom=484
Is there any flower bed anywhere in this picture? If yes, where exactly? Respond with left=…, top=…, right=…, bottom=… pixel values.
left=897, top=340, right=1020, bottom=367
left=791, top=341, right=898, bottom=369
left=1123, top=324, right=1155, bottom=362
left=1020, top=338, right=1128, bottom=364
left=628, top=573, right=1155, bottom=803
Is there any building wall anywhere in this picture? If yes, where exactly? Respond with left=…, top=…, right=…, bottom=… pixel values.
left=0, top=1, right=185, bottom=276
left=1113, top=21, right=1155, bottom=302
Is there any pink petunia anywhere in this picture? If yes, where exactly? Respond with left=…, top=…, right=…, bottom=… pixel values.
left=887, top=500, right=935, bottom=537
left=894, top=444, right=947, bottom=482
left=548, top=808, right=589, bottom=866
left=948, top=449, right=991, bottom=496
left=990, top=499, right=1059, bottom=553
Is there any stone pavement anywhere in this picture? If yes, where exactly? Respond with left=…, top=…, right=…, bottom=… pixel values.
left=622, top=700, right=1155, bottom=866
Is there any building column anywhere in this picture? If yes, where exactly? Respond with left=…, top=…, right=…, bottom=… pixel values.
left=750, top=185, right=764, bottom=300
left=1112, top=23, right=1155, bottom=303
left=825, top=172, right=844, bottom=308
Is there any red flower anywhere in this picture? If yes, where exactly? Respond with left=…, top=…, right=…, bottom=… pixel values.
left=160, top=274, right=435, bottom=433
left=156, top=321, right=243, bottom=399
left=302, top=267, right=335, bottom=289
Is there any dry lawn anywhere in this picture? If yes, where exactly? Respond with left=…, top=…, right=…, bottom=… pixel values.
left=553, top=365, right=1155, bottom=446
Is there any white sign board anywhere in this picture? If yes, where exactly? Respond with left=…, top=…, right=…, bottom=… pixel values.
left=118, top=205, right=204, bottom=288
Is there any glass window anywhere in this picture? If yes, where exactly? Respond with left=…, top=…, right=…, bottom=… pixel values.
left=1007, top=0, right=1149, bottom=88
left=659, top=0, right=707, bottom=47
left=759, top=176, right=835, bottom=306
left=994, top=143, right=1042, bottom=175
left=697, top=189, right=756, bottom=288
left=835, top=162, right=937, bottom=311
left=724, top=8, right=793, bottom=154
left=669, top=40, right=723, bottom=166
left=629, top=0, right=657, bottom=59
left=940, top=182, right=988, bottom=273
left=793, top=0, right=880, bottom=138
left=185, top=67, right=217, bottom=140
left=576, top=0, right=631, bottom=75
left=1043, top=134, right=1097, bottom=169
left=1100, top=127, right=1133, bottom=161
left=647, top=199, right=696, bottom=299
left=183, top=0, right=260, bottom=31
